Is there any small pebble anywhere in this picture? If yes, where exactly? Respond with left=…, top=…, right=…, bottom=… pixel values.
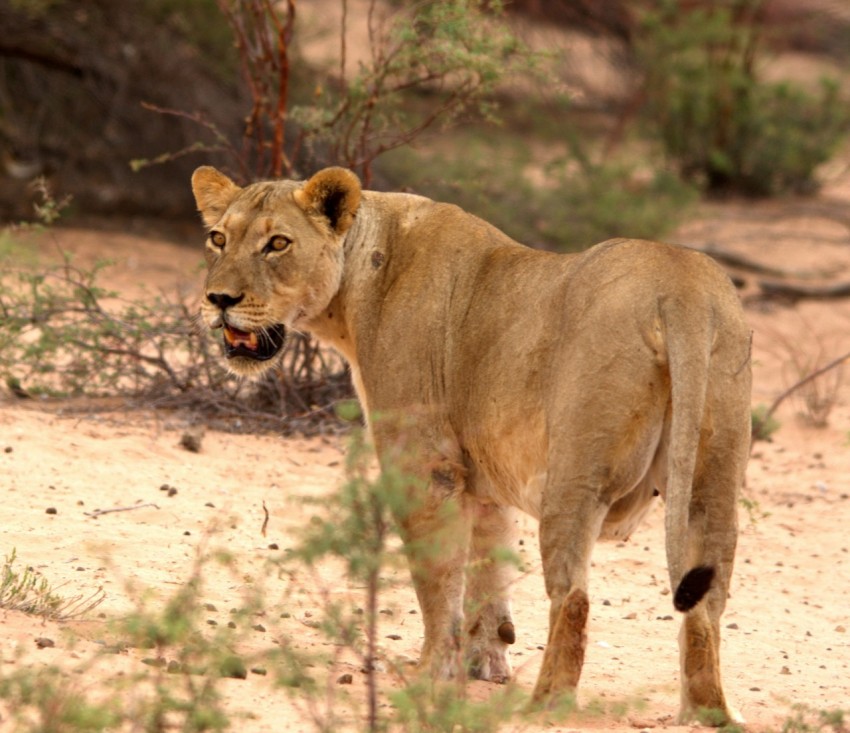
left=360, top=661, right=385, bottom=673
left=45, top=507, right=57, bottom=515
left=337, top=673, right=353, bottom=684
left=35, top=637, right=55, bottom=649
left=179, top=428, right=204, bottom=453
left=219, top=656, right=247, bottom=679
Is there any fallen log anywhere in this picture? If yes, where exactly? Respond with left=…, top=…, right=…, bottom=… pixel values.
left=757, top=280, right=850, bottom=300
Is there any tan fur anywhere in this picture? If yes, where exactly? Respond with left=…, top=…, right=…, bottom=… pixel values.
left=191, top=166, right=752, bottom=724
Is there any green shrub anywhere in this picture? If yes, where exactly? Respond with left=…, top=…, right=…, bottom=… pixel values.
left=1, top=549, right=104, bottom=620
left=638, top=1, right=850, bottom=195
left=383, top=137, right=696, bottom=252
left=751, top=404, right=780, bottom=442
left=539, top=157, right=697, bottom=251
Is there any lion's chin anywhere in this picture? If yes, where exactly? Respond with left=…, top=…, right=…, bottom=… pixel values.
left=225, top=354, right=282, bottom=377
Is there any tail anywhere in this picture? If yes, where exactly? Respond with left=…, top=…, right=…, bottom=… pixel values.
left=661, top=295, right=715, bottom=610
left=674, top=565, right=715, bottom=611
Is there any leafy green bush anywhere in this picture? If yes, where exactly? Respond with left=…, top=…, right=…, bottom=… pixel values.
left=782, top=704, right=848, bottom=733
left=384, top=136, right=696, bottom=252
left=751, top=404, right=780, bottom=442
left=539, top=157, right=697, bottom=251
left=638, top=1, right=850, bottom=195
left=290, top=0, right=531, bottom=186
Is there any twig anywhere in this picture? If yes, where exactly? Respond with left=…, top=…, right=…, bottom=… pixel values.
left=84, top=503, right=160, bottom=518
left=50, top=586, right=107, bottom=621
left=764, top=348, right=850, bottom=422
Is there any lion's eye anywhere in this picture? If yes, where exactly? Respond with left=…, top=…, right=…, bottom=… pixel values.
left=209, top=231, right=226, bottom=248
left=263, top=235, right=292, bottom=254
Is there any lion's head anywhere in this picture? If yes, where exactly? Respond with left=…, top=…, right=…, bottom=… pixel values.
left=191, top=166, right=361, bottom=375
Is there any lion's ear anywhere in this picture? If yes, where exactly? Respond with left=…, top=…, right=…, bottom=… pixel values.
left=295, top=167, right=361, bottom=235
left=191, top=166, right=241, bottom=227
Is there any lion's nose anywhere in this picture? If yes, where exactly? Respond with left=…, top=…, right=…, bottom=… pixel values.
left=206, top=292, right=244, bottom=310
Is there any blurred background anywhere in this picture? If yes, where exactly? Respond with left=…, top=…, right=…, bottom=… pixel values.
left=2, top=0, right=848, bottom=250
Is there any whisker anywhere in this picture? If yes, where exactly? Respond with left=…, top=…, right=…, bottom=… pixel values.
left=189, top=311, right=207, bottom=335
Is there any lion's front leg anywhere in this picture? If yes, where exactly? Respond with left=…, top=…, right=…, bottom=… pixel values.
left=397, top=465, right=473, bottom=680
left=466, top=503, right=517, bottom=683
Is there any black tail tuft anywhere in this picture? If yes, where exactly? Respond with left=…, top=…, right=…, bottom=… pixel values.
left=673, top=565, right=715, bottom=612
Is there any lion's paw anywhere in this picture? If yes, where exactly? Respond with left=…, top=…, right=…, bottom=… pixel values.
left=467, top=620, right=514, bottom=683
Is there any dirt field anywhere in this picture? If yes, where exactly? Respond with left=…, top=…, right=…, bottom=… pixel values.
left=2, top=175, right=850, bottom=731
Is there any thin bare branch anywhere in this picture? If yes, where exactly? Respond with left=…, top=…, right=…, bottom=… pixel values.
left=765, top=349, right=850, bottom=421
left=84, top=503, right=160, bottom=518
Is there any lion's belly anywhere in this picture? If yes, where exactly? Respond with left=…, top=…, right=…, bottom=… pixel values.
left=469, top=467, right=546, bottom=519
left=514, top=472, right=545, bottom=519
left=461, top=410, right=549, bottom=519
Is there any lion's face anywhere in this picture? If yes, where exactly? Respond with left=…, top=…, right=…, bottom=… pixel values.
left=191, top=167, right=361, bottom=375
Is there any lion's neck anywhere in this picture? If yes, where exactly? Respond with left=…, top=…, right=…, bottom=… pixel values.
left=302, top=192, right=397, bottom=364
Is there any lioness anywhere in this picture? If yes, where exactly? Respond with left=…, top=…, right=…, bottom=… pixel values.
left=191, top=166, right=751, bottom=724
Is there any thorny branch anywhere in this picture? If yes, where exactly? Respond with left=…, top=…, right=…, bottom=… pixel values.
left=0, top=244, right=351, bottom=433
left=764, top=348, right=850, bottom=423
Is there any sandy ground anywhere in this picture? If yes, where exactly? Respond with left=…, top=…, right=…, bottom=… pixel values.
left=2, top=177, right=850, bottom=732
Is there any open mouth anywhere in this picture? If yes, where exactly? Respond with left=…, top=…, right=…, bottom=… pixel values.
left=222, top=324, right=286, bottom=361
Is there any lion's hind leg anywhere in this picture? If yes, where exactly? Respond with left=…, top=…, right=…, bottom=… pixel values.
left=466, top=503, right=517, bottom=683
left=532, top=490, right=609, bottom=705
left=533, top=357, right=668, bottom=707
